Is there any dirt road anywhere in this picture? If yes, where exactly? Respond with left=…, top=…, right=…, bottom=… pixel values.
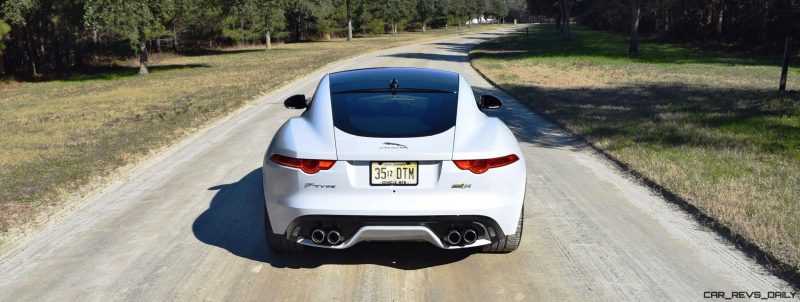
left=0, top=26, right=795, bottom=301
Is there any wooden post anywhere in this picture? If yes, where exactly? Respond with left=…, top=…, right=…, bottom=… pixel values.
left=779, top=36, right=791, bottom=100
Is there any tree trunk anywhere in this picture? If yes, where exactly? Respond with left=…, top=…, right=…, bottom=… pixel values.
left=138, top=27, right=149, bottom=75
left=346, top=0, right=353, bottom=41
left=74, top=39, right=84, bottom=68
left=24, top=26, right=38, bottom=77
left=172, top=23, right=179, bottom=52
left=779, top=36, right=791, bottom=96
left=716, top=0, right=724, bottom=37
left=760, top=1, right=769, bottom=44
left=238, top=20, right=244, bottom=47
left=422, top=21, right=426, bottom=32
left=265, top=29, right=272, bottom=50
left=51, top=22, right=65, bottom=74
left=561, top=0, right=572, bottom=40
left=628, top=0, right=641, bottom=55
left=555, top=10, right=562, bottom=32
left=265, top=14, right=272, bottom=50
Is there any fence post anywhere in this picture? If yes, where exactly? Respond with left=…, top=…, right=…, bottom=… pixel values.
left=779, top=36, right=791, bottom=100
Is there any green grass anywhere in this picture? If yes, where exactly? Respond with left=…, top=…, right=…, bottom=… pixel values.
left=0, top=25, right=508, bottom=234
left=471, top=24, right=800, bottom=271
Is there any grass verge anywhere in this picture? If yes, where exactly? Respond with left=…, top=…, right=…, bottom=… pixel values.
left=0, top=25, right=508, bottom=238
left=471, top=24, right=800, bottom=273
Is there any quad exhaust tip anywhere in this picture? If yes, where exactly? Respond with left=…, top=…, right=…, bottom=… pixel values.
left=446, top=229, right=462, bottom=245
left=311, top=229, right=326, bottom=244
left=446, top=228, right=478, bottom=246
left=462, top=229, right=478, bottom=245
left=326, top=230, right=342, bottom=245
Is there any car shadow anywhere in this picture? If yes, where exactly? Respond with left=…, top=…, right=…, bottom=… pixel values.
left=470, top=86, right=586, bottom=151
left=193, top=168, right=474, bottom=270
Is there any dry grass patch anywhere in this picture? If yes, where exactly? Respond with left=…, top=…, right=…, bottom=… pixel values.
left=472, top=24, right=800, bottom=271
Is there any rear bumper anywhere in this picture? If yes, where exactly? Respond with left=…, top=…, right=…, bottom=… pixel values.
left=265, top=188, right=523, bottom=238
left=263, top=162, right=526, bottom=237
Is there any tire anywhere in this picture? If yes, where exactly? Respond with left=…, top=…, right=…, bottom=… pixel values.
left=482, top=208, right=523, bottom=253
left=264, top=207, right=304, bottom=253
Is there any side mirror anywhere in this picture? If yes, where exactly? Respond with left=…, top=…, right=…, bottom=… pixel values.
left=479, top=95, right=503, bottom=109
left=284, top=94, right=308, bottom=109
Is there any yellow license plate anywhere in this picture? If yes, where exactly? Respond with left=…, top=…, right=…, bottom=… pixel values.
left=370, top=162, right=418, bottom=186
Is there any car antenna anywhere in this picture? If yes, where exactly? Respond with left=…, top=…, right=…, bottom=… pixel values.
left=389, top=78, right=399, bottom=96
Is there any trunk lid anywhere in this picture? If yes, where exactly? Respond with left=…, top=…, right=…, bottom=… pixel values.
left=333, top=128, right=455, bottom=161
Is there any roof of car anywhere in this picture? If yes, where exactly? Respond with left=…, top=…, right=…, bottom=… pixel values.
left=328, top=67, right=459, bottom=93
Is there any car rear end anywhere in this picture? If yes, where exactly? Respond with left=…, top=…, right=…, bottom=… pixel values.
left=263, top=68, right=525, bottom=251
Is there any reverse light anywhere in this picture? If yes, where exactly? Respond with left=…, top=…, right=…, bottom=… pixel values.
left=270, top=154, right=336, bottom=174
left=453, top=154, right=519, bottom=174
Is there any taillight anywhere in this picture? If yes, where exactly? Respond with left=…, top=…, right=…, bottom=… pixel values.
left=270, top=154, right=336, bottom=174
left=453, top=154, right=519, bottom=174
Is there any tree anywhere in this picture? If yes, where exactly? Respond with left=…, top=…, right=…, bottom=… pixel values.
left=2, top=0, right=44, bottom=76
left=283, top=0, right=336, bottom=41
left=506, top=0, right=529, bottom=23
left=85, top=0, right=168, bottom=74
left=463, top=0, right=479, bottom=27
left=437, top=0, right=452, bottom=29
left=440, top=0, right=468, bottom=29
left=371, top=0, right=413, bottom=35
left=161, top=0, right=188, bottom=52
left=255, top=0, right=283, bottom=50
left=527, top=0, right=578, bottom=38
left=416, top=0, right=436, bottom=32
left=487, top=0, right=509, bottom=23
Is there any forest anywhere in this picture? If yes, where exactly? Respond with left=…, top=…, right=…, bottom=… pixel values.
left=0, top=0, right=525, bottom=78
left=0, top=0, right=797, bottom=79
left=529, top=0, right=799, bottom=56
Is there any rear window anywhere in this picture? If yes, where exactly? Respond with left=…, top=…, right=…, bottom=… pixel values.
left=331, top=92, right=458, bottom=138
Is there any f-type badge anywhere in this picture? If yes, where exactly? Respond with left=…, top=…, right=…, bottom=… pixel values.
left=304, top=183, right=335, bottom=189
left=381, top=142, right=408, bottom=149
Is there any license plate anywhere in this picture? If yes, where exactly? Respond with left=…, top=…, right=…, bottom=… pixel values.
left=370, top=162, right=418, bottom=186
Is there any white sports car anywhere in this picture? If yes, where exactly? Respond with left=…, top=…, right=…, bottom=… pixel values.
left=263, top=67, right=526, bottom=253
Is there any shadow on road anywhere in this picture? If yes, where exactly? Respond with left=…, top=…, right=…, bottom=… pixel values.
left=471, top=86, right=586, bottom=151
left=381, top=52, right=468, bottom=63
left=193, top=168, right=473, bottom=270
left=380, top=36, right=495, bottom=63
